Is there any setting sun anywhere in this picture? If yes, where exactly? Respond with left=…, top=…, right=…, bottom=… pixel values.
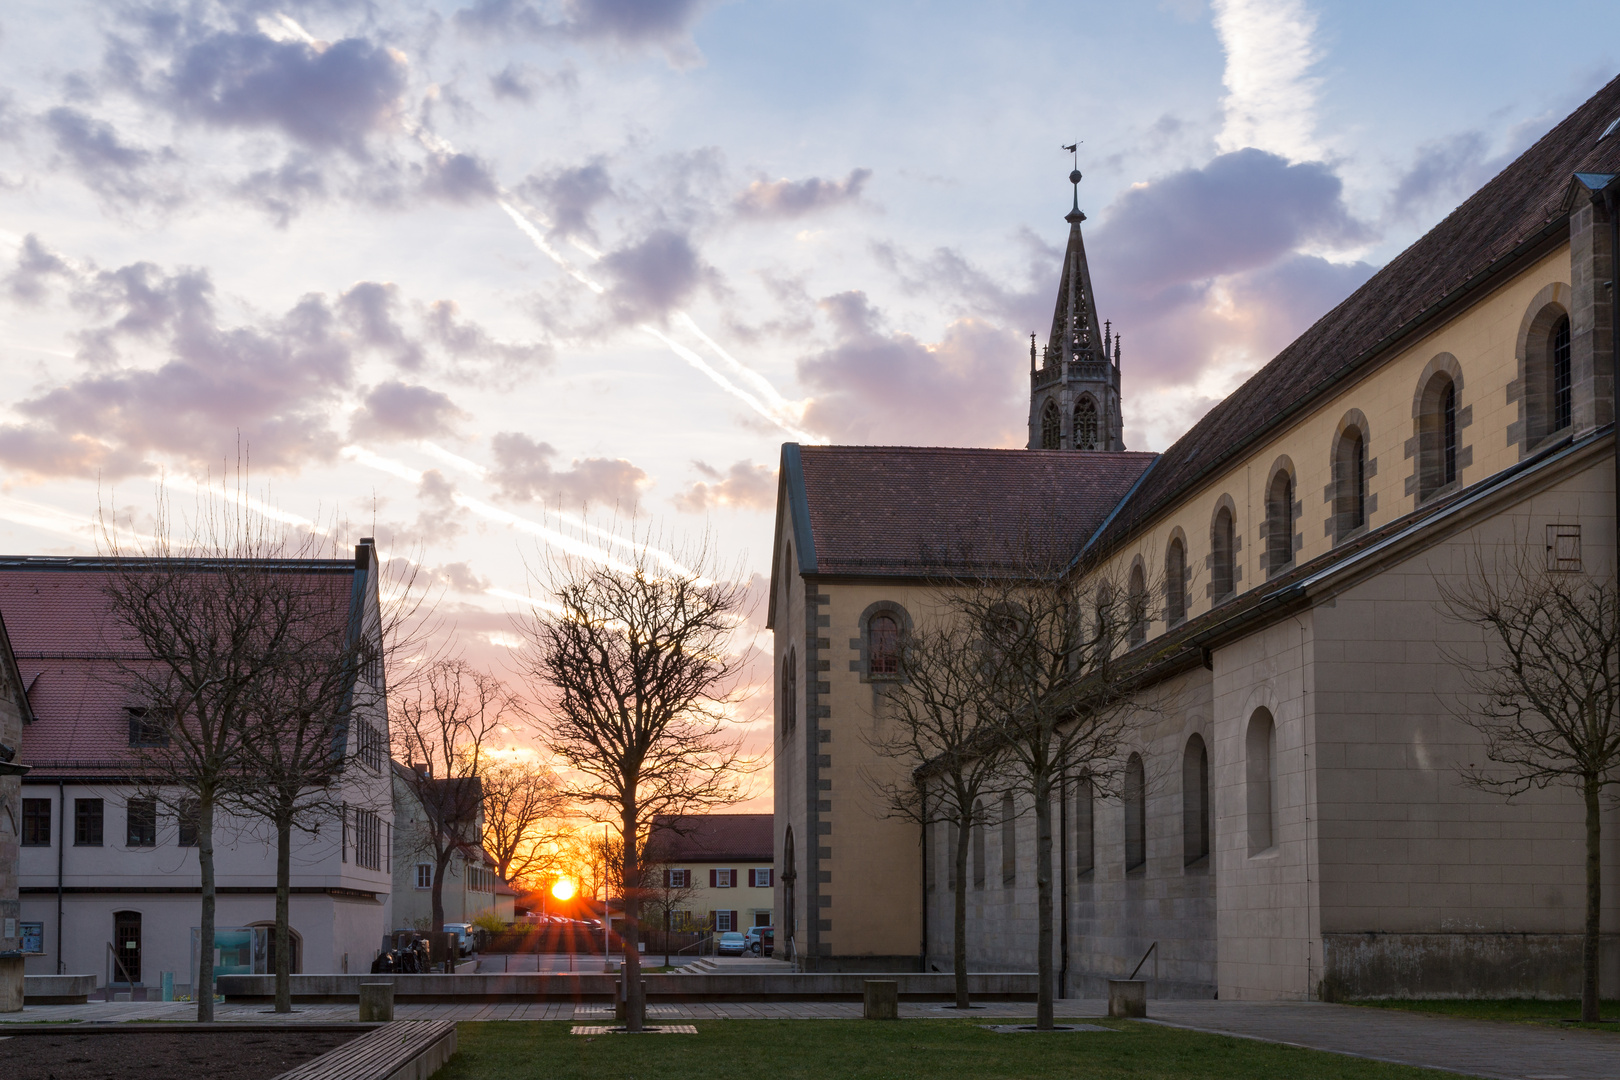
left=550, top=878, right=576, bottom=901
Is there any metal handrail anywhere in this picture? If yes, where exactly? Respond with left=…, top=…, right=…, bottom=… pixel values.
left=676, top=934, right=713, bottom=956
left=105, top=941, right=136, bottom=991
left=1128, top=941, right=1158, bottom=980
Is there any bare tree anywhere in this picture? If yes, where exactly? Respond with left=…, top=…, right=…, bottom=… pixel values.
left=1439, top=542, right=1620, bottom=1021
left=392, top=659, right=509, bottom=934
left=481, top=755, right=570, bottom=888
left=962, top=550, right=1154, bottom=1030
left=865, top=608, right=1008, bottom=1009
left=100, top=482, right=352, bottom=1021
left=517, top=530, right=749, bottom=1032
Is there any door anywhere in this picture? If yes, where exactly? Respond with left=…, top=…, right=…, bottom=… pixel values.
left=113, top=911, right=142, bottom=984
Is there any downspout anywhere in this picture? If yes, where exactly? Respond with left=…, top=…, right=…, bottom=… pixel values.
left=56, top=778, right=64, bottom=974
left=1058, top=770, right=1069, bottom=998
left=918, top=782, right=929, bottom=973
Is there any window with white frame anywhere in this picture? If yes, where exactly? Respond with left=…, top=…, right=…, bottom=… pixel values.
left=715, top=911, right=734, bottom=931
left=415, top=863, right=433, bottom=889
left=749, top=868, right=774, bottom=888
left=666, top=868, right=689, bottom=888
left=711, top=868, right=734, bottom=888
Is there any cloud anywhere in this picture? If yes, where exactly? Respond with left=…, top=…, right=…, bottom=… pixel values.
left=1092, top=149, right=1369, bottom=299
left=5, top=235, right=73, bottom=305
left=43, top=106, right=178, bottom=206
left=488, top=431, right=647, bottom=508
left=150, top=31, right=409, bottom=155
left=349, top=381, right=467, bottom=441
left=413, top=469, right=465, bottom=545
left=232, top=154, right=327, bottom=227
left=1212, top=0, right=1321, bottom=161
left=424, top=300, right=553, bottom=371
left=599, top=229, right=716, bottom=324
left=490, top=63, right=539, bottom=102
left=454, top=0, right=711, bottom=51
left=434, top=560, right=492, bottom=593
left=733, top=169, right=871, bottom=220
left=339, top=282, right=425, bottom=369
left=0, top=266, right=356, bottom=478
left=673, top=459, right=776, bottom=512
left=797, top=292, right=1025, bottom=447
left=421, top=150, right=500, bottom=203
left=519, top=160, right=614, bottom=241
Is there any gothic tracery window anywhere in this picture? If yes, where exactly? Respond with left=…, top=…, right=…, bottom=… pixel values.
left=1074, top=397, right=1099, bottom=450
left=1040, top=399, right=1060, bottom=450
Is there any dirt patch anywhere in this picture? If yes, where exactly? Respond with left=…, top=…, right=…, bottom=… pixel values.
left=0, top=1028, right=359, bottom=1080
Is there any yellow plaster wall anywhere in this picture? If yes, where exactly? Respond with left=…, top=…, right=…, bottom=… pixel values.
left=1093, top=245, right=1573, bottom=630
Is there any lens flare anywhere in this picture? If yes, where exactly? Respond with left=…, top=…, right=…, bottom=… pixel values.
left=551, top=878, right=576, bottom=901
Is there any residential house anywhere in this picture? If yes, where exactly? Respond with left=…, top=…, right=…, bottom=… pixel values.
left=646, top=814, right=774, bottom=934
left=390, top=764, right=515, bottom=929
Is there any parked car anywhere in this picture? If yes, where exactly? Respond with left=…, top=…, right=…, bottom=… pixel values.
left=442, top=923, right=475, bottom=957
left=717, top=931, right=747, bottom=956
left=744, top=926, right=773, bottom=955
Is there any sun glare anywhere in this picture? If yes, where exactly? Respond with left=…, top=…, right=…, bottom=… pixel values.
left=551, top=878, right=576, bottom=901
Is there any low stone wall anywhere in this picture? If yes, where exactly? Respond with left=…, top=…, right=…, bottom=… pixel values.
left=1321, top=933, right=1620, bottom=1000
left=23, top=975, right=98, bottom=1005
left=217, top=971, right=1038, bottom=1004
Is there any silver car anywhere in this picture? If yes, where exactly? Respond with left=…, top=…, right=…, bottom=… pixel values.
left=716, top=931, right=746, bottom=955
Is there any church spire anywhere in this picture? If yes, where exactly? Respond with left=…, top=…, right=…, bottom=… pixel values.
left=1026, top=154, right=1125, bottom=452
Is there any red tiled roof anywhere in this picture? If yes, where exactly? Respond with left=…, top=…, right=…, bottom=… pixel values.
left=1093, top=72, right=1620, bottom=555
left=1, top=557, right=362, bottom=776
left=793, top=446, right=1156, bottom=577
left=646, top=813, right=773, bottom=863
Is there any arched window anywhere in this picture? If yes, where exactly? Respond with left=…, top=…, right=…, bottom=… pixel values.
left=1552, top=314, right=1572, bottom=433
left=1001, top=792, right=1017, bottom=886
left=1182, top=734, right=1210, bottom=866
left=781, top=648, right=797, bottom=740
left=1123, top=753, right=1146, bottom=873
left=972, top=800, right=986, bottom=889
left=1040, top=399, right=1061, bottom=450
left=1265, top=468, right=1294, bottom=577
left=1073, top=773, right=1094, bottom=877
left=1127, top=562, right=1148, bottom=647
left=1211, top=505, right=1235, bottom=602
left=867, top=614, right=899, bottom=677
left=1074, top=396, right=1099, bottom=450
left=1246, top=708, right=1275, bottom=855
left=1165, top=538, right=1187, bottom=626
left=1333, top=426, right=1367, bottom=539
left=1417, top=373, right=1459, bottom=501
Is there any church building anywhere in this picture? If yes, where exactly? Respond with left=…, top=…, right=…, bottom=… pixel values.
left=769, top=74, right=1620, bottom=999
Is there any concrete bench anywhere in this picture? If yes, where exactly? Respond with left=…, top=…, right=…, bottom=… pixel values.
left=24, top=975, right=98, bottom=1005
left=273, top=1020, right=457, bottom=1080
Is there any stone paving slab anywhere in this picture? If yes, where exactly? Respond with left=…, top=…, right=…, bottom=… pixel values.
left=1148, top=1001, right=1620, bottom=1080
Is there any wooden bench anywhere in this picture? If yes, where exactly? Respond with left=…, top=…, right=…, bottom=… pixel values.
left=273, top=1020, right=458, bottom=1080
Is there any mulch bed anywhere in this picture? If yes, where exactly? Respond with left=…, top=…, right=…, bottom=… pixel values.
left=0, top=1028, right=359, bottom=1080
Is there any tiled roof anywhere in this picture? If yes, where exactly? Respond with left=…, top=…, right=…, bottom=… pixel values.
left=1092, top=73, right=1620, bottom=556
left=1, top=556, right=362, bottom=776
left=793, top=446, right=1156, bottom=577
left=646, top=813, right=773, bottom=863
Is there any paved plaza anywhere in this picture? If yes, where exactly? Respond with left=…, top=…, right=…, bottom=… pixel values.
left=4, top=993, right=1617, bottom=1080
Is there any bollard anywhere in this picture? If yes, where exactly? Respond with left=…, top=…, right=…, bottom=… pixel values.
left=0, top=953, right=22, bottom=1013
left=862, top=980, right=899, bottom=1020
left=358, top=982, right=395, bottom=1022
left=1107, top=979, right=1146, bottom=1018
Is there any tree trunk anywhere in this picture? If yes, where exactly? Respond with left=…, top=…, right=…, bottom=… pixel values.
left=1034, top=776, right=1055, bottom=1030
left=1583, top=773, right=1603, bottom=1022
left=432, top=849, right=451, bottom=935
left=197, top=792, right=216, bottom=1023
left=665, top=907, right=671, bottom=968
left=274, top=814, right=293, bottom=1014
left=621, top=809, right=644, bottom=1032
left=954, top=808, right=972, bottom=1009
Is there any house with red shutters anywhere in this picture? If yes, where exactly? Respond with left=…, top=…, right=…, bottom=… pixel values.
left=645, top=813, right=773, bottom=935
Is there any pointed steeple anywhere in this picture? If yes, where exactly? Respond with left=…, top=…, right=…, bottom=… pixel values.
left=1026, top=159, right=1125, bottom=452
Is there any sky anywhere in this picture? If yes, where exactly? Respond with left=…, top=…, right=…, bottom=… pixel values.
left=0, top=0, right=1616, bottom=798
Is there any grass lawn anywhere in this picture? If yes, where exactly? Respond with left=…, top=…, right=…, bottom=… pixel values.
left=1350, top=998, right=1620, bottom=1029
left=437, top=1019, right=1466, bottom=1080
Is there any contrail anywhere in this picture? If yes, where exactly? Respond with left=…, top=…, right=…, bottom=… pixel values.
left=342, top=445, right=702, bottom=580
